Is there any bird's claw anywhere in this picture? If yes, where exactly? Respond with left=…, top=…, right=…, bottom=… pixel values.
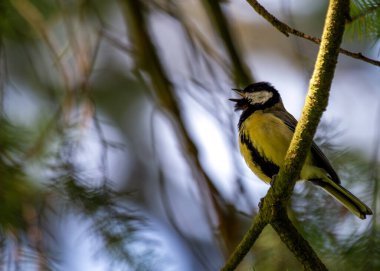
left=270, top=174, right=278, bottom=187
left=258, top=197, right=265, bottom=209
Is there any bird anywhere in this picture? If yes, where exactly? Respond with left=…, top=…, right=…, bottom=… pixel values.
left=230, top=81, right=373, bottom=219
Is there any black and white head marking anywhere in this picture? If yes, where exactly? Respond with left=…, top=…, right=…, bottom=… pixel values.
left=246, top=90, right=274, bottom=105
left=242, top=82, right=279, bottom=106
left=231, top=82, right=280, bottom=110
left=230, top=82, right=282, bottom=129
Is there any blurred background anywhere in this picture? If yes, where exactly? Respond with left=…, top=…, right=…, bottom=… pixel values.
left=0, top=0, right=379, bottom=270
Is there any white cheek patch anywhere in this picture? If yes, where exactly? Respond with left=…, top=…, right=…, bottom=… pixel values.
left=246, top=91, right=273, bottom=104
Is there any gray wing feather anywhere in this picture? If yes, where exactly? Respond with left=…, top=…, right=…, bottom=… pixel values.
left=271, top=110, right=341, bottom=184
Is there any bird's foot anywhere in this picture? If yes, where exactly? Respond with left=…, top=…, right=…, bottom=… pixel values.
left=258, top=197, right=265, bottom=209
left=270, top=174, right=278, bottom=187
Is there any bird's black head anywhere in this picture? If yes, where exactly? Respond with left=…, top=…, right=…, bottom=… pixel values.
left=230, top=82, right=281, bottom=111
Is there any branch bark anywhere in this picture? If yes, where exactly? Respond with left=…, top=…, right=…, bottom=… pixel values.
left=270, top=206, right=327, bottom=271
left=222, top=0, right=349, bottom=270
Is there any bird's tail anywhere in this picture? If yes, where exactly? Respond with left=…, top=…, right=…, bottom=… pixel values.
left=312, top=179, right=373, bottom=219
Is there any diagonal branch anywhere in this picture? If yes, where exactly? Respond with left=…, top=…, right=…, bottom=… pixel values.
left=202, top=0, right=253, bottom=85
left=222, top=0, right=350, bottom=269
left=246, top=0, right=380, bottom=67
left=120, top=0, right=237, bottom=256
left=270, top=205, right=327, bottom=271
left=220, top=209, right=267, bottom=271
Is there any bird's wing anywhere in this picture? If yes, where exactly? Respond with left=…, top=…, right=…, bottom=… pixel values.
left=271, top=110, right=341, bottom=184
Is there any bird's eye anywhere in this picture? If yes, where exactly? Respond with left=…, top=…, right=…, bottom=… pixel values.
left=247, top=91, right=273, bottom=104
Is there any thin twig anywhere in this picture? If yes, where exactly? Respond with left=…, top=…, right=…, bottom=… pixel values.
left=246, top=0, right=380, bottom=67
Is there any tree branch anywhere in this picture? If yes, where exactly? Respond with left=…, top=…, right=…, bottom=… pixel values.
left=220, top=211, right=267, bottom=271
left=273, top=0, right=349, bottom=200
left=270, top=206, right=327, bottom=271
left=222, top=0, right=349, bottom=269
left=120, top=0, right=236, bottom=256
left=246, top=0, right=380, bottom=67
left=222, top=182, right=329, bottom=271
left=202, top=0, right=253, bottom=85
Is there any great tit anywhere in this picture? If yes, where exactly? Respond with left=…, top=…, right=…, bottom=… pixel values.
left=230, top=82, right=372, bottom=219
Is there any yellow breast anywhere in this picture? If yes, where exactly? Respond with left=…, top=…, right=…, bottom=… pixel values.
left=239, top=111, right=294, bottom=183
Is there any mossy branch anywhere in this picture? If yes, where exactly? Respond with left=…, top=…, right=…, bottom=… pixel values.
left=276, top=0, right=348, bottom=199
left=222, top=0, right=349, bottom=270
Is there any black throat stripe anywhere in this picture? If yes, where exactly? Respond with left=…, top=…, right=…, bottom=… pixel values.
left=240, top=132, right=279, bottom=179
left=237, top=92, right=280, bottom=130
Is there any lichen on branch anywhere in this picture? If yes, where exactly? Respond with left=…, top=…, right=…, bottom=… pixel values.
left=222, top=0, right=350, bottom=270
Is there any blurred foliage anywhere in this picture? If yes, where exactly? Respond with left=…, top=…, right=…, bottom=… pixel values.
left=0, top=0, right=48, bottom=40
left=0, top=118, right=41, bottom=232
left=348, top=0, right=380, bottom=41
left=0, top=117, right=50, bottom=270
left=0, top=0, right=379, bottom=270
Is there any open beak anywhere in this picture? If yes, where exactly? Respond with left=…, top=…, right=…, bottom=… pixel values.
left=229, top=88, right=244, bottom=102
left=229, top=88, right=249, bottom=111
